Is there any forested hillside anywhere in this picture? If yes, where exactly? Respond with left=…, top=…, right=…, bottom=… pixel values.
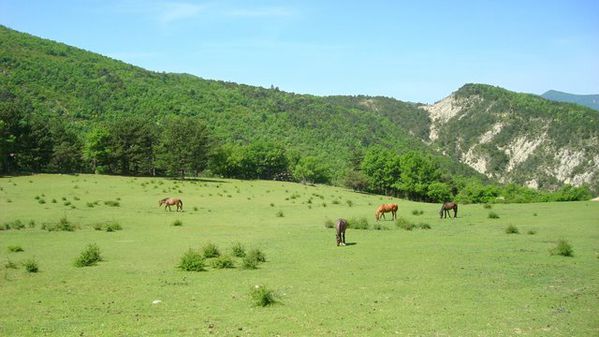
left=423, top=84, right=599, bottom=192
left=0, top=26, right=594, bottom=201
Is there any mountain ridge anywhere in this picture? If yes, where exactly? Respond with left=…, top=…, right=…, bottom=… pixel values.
left=541, top=90, right=599, bottom=111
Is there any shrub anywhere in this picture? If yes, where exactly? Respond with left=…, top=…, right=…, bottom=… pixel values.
left=231, top=242, right=246, bottom=257
left=373, top=223, right=390, bottom=230
left=505, top=225, right=519, bottom=234
left=104, top=200, right=120, bottom=207
left=348, top=217, right=369, bottom=230
left=246, top=248, right=266, bottom=263
left=550, top=239, right=574, bottom=257
left=8, top=245, right=23, bottom=253
left=483, top=204, right=492, bottom=209
left=178, top=249, right=206, bottom=271
left=527, top=229, right=537, bottom=235
left=51, top=199, right=57, bottom=203
left=74, top=244, right=103, bottom=267
left=346, top=200, right=353, bottom=207
left=5, top=260, right=18, bottom=269
left=411, top=209, right=424, bottom=215
left=38, top=199, right=46, bottom=204
left=488, top=212, right=500, bottom=219
left=28, top=220, right=36, bottom=228
left=250, top=285, right=277, bottom=307
left=324, top=219, right=335, bottom=228
left=23, top=258, right=39, bottom=273
left=202, top=242, right=220, bottom=258
left=276, top=210, right=284, bottom=217
left=193, top=206, right=198, bottom=211
left=172, top=219, right=183, bottom=227
left=212, top=255, right=235, bottom=269
left=93, top=223, right=103, bottom=231
left=104, top=222, right=122, bottom=232
left=395, top=217, right=414, bottom=231
left=331, top=199, right=340, bottom=205
left=86, top=202, right=95, bottom=208
left=63, top=201, right=71, bottom=206
left=5, top=220, right=25, bottom=230
left=417, top=223, right=431, bottom=230
left=242, top=254, right=259, bottom=269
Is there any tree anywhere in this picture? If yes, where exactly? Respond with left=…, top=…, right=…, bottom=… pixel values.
left=156, top=115, right=212, bottom=177
left=361, top=146, right=401, bottom=195
left=83, top=126, right=112, bottom=174
left=292, top=156, right=331, bottom=184
left=427, top=181, right=452, bottom=202
left=394, top=151, right=441, bottom=200
left=47, top=120, right=83, bottom=173
left=107, top=117, right=157, bottom=176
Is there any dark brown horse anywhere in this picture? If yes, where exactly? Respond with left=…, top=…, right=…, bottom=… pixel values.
left=439, top=201, right=458, bottom=218
left=375, top=203, right=398, bottom=221
left=335, top=218, right=348, bottom=246
left=159, top=197, right=183, bottom=212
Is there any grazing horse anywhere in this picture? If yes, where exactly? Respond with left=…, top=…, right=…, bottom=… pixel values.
left=439, top=201, right=458, bottom=218
left=375, top=203, right=398, bottom=221
left=335, top=218, right=348, bottom=246
left=159, top=197, right=183, bottom=212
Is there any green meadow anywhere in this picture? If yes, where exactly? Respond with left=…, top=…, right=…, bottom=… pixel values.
left=1, top=174, right=598, bottom=337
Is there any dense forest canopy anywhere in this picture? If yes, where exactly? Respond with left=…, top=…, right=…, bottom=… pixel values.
left=0, top=26, right=593, bottom=202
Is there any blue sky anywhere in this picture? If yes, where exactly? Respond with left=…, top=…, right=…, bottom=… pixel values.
left=1, top=0, right=598, bottom=103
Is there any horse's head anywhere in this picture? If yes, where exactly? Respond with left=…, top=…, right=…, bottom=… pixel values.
left=159, top=199, right=166, bottom=206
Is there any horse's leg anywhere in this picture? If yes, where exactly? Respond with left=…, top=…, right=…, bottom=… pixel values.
left=342, top=230, right=346, bottom=245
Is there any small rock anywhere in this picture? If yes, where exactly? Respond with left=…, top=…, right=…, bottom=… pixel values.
left=152, top=300, right=162, bottom=304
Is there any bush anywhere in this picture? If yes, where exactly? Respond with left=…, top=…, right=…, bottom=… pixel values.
left=348, top=217, right=369, bottom=230
left=93, top=223, right=103, bottom=231
left=395, top=217, right=414, bottom=231
left=86, top=202, right=95, bottom=208
left=417, top=223, right=431, bottom=230
left=231, top=242, right=246, bottom=257
left=324, top=219, right=335, bottom=228
left=5, top=260, right=18, bottom=269
left=23, top=258, right=39, bottom=273
left=276, top=210, right=284, bottom=217
left=373, top=223, right=390, bottom=230
left=250, top=285, right=277, bottom=307
left=346, top=200, right=353, bottom=207
left=172, top=219, right=183, bottom=227
left=505, top=225, right=519, bottom=234
left=8, top=245, right=24, bottom=253
left=246, top=248, right=266, bottom=263
left=3, top=220, right=25, bottom=230
left=75, top=244, right=103, bottom=267
left=178, top=249, right=206, bottom=271
left=527, top=229, right=537, bottom=235
left=550, top=239, right=574, bottom=257
left=43, top=217, right=78, bottom=231
left=483, top=204, right=492, bottom=209
left=104, top=200, right=120, bottom=207
left=212, top=255, right=235, bottom=269
left=202, top=243, right=220, bottom=258
left=104, top=222, right=122, bottom=232
left=411, top=210, right=424, bottom=216
left=488, top=212, right=500, bottom=219
left=242, top=255, right=259, bottom=270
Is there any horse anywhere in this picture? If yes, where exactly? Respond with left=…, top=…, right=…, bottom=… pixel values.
left=439, top=201, right=458, bottom=218
left=375, top=203, right=398, bottom=221
left=335, top=218, right=348, bottom=246
left=159, top=197, right=183, bottom=212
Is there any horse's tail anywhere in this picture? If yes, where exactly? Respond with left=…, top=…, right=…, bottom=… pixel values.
left=178, top=199, right=183, bottom=208
left=454, top=203, right=458, bottom=217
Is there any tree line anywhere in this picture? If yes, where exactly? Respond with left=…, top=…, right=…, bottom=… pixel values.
left=1, top=103, right=591, bottom=203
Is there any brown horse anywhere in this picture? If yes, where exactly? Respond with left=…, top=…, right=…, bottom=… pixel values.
left=159, top=197, right=183, bottom=212
left=375, top=203, right=398, bottom=221
left=439, top=201, right=458, bottom=218
left=335, top=218, right=348, bottom=246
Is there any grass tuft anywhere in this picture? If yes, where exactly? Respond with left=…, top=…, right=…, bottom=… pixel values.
left=172, top=219, right=183, bottom=227
left=8, top=245, right=24, bottom=253
left=488, top=212, right=500, bottom=219
left=324, top=219, right=335, bottom=228
left=550, top=239, right=574, bottom=257
left=202, top=242, right=221, bottom=258
left=211, top=255, right=235, bottom=269
left=74, top=244, right=103, bottom=267
left=395, top=217, right=414, bottom=231
left=250, top=285, right=277, bottom=307
left=347, top=217, right=369, bottom=230
left=23, top=258, right=39, bottom=273
left=230, top=242, right=246, bottom=257
left=505, top=225, right=519, bottom=234
left=178, top=249, right=206, bottom=271
left=246, top=248, right=266, bottom=263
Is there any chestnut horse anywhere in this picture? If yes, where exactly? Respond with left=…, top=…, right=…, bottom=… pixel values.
left=375, top=203, right=398, bottom=221
left=159, top=197, right=183, bottom=212
left=439, top=201, right=458, bottom=218
left=335, top=218, right=348, bottom=246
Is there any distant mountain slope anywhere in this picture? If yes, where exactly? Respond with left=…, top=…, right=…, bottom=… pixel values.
left=542, top=90, right=599, bottom=111
left=422, top=84, right=599, bottom=191
left=0, top=25, right=479, bottom=180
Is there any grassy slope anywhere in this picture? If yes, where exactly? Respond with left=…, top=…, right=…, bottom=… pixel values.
left=1, top=175, right=598, bottom=336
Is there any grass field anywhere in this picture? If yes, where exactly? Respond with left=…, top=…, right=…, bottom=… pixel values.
left=1, top=174, right=598, bottom=336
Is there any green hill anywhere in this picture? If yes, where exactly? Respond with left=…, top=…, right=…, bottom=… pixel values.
left=542, top=90, right=599, bottom=111
left=0, top=25, right=477, bottom=181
